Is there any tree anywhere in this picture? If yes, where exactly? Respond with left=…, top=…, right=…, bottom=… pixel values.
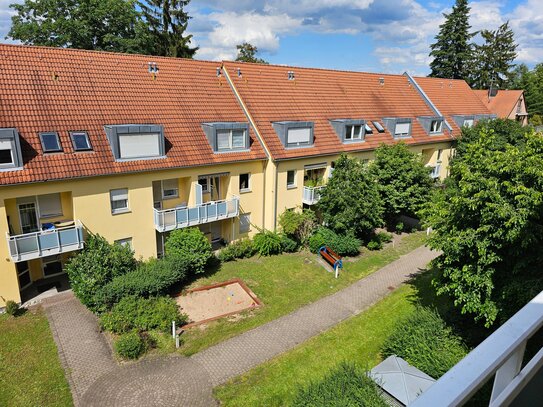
left=138, top=0, right=197, bottom=58
left=369, top=143, right=434, bottom=224
left=164, top=227, right=212, bottom=274
left=469, top=21, right=518, bottom=89
left=429, top=0, right=474, bottom=79
left=317, top=154, right=383, bottom=238
left=8, top=0, right=147, bottom=53
left=235, top=42, right=268, bottom=64
left=508, top=63, right=543, bottom=118
left=421, top=127, right=543, bottom=326
left=278, top=207, right=316, bottom=245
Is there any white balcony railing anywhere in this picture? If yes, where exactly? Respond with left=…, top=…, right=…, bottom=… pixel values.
left=6, top=220, right=84, bottom=262
left=154, top=196, right=239, bottom=233
left=412, top=289, right=543, bottom=407
left=302, top=186, right=324, bottom=205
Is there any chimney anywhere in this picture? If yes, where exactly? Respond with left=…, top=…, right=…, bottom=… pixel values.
left=488, top=86, right=498, bottom=98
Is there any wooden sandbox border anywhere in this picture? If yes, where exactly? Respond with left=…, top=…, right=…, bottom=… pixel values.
left=175, top=278, right=263, bottom=328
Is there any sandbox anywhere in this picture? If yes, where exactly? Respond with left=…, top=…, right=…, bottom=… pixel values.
left=175, top=279, right=262, bottom=327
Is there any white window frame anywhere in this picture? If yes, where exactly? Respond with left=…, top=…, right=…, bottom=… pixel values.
left=287, top=170, right=297, bottom=189
left=394, top=122, right=411, bottom=138
left=345, top=124, right=363, bottom=140
left=115, top=238, right=133, bottom=250
left=37, top=193, right=63, bottom=219
left=70, top=131, right=92, bottom=151
left=239, top=213, right=251, bottom=234
left=239, top=173, right=251, bottom=193
left=42, top=256, right=64, bottom=279
left=118, top=133, right=161, bottom=159
left=287, top=127, right=312, bottom=147
left=216, top=129, right=246, bottom=151
left=161, top=179, right=179, bottom=199
left=198, top=177, right=210, bottom=193
left=0, top=139, right=15, bottom=167
left=430, top=120, right=443, bottom=134
left=110, top=188, right=129, bottom=214
left=16, top=261, right=32, bottom=290
left=39, top=132, right=62, bottom=153
left=463, top=119, right=474, bottom=128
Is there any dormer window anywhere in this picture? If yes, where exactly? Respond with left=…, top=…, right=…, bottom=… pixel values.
left=330, top=119, right=365, bottom=143
left=0, top=128, right=23, bottom=170
left=430, top=120, right=442, bottom=133
left=104, top=125, right=166, bottom=161
left=451, top=114, right=495, bottom=129
left=383, top=118, right=412, bottom=139
left=70, top=132, right=92, bottom=151
left=463, top=119, right=474, bottom=127
left=40, top=132, right=62, bottom=153
left=202, top=123, right=250, bottom=153
left=273, top=121, right=314, bottom=148
left=418, top=116, right=444, bottom=135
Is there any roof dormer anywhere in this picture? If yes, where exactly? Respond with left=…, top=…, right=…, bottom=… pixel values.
left=382, top=118, right=412, bottom=139
left=272, top=121, right=314, bottom=148
left=104, top=124, right=166, bottom=161
left=330, top=119, right=367, bottom=143
left=0, top=128, right=23, bottom=170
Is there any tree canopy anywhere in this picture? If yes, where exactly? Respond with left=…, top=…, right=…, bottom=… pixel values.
left=508, top=63, right=543, bottom=120
left=421, top=123, right=543, bottom=326
left=369, top=143, right=434, bottom=223
left=317, top=154, right=383, bottom=238
left=235, top=42, right=268, bottom=64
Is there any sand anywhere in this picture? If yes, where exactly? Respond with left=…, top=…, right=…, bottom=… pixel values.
left=175, top=281, right=259, bottom=325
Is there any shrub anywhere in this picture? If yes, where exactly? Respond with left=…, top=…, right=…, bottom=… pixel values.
left=366, top=239, right=382, bottom=251
left=5, top=300, right=20, bottom=317
left=217, top=239, right=256, bottom=262
left=100, top=296, right=187, bottom=334
left=382, top=306, right=468, bottom=379
left=395, top=221, right=404, bottom=233
left=376, top=231, right=393, bottom=243
left=280, top=234, right=299, bottom=253
left=164, top=228, right=212, bottom=274
left=291, top=362, right=387, bottom=407
left=278, top=208, right=317, bottom=244
left=309, top=228, right=361, bottom=256
left=95, top=256, right=190, bottom=310
left=115, top=330, right=147, bottom=360
left=253, top=230, right=283, bottom=256
left=65, top=234, right=136, bottom=311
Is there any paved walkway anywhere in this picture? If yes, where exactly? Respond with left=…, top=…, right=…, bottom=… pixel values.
left=44, top=245, right=438, bottom=406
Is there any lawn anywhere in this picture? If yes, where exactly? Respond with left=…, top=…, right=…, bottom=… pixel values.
left=214, top=283, right=419, bottom=406
left=0, top=310, right=73, bottom=407
left=178, top=232, right=425, bottom=356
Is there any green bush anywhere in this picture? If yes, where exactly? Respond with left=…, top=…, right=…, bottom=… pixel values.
left=308, top=228, right=361, bottom=256
left=100, top=296, right=187, bottom=334
left=253, top=230, right=283, bottom=256
left=395, top=222, right=404, bottom=233
left=165, top=228, right=212, bottom=274
left=66, top=234, right=137, bottom=311
left=375, top=231, right=393, bottom=243
left=217, top=239, right=256, bottom=262
left=366, top=239, right=382, bottom=251
left=115, top=330, right=147, bottom=360
left=291, top=362, right=387, bottom=407
left=278, top=208, right=317, bottom=244
left=95, top=256, right=190, bottom=309
left=382, top=306, right=468, bottom=379
left=5, top=300, right=20, bottom=317
left=280, top=234, right=299, bottom=253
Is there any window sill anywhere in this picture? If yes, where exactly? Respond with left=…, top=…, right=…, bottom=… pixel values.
left=111, top=209, right=131, bottom=215
left=162, top=195, right=179, bottom=201
left=239, top=189, right=251, bottom=194
left=287, top=185, right=297, bottom=190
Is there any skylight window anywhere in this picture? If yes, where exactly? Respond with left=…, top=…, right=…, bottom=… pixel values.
left=70, top=132, right=92, bottom=151
left=40, top=132, right=62, bottom=153
left=364, top=124, right=373, bottom=134
left=373, top=121, right=385, bottom=133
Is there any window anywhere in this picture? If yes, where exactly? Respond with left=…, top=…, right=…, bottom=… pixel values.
left=40, top=132, right=62, bottom=153
left=0, top=128, right=23, bottom=169
left=110, top=189, right=129, bottom=214
left=463, top=119, right=474, bottom=128
left=70, top=132, right=92, bottom=151
left=16, top=261, right=31, bottom=290
left=287, top=170, right=296, bottom=188
left=373, top=121, right=385, bottom=133
left=38, top=193, right=62, bottom=218
left=364, top=124, right=373, bottom=134
left=115, top=238, right=133, bottom=249
left=216, top=129, right=246, bottom=151
left=43, top=256, right=63, bottom=278
left=119, top=133, right=161, bottom=159
left=239, top=213, right=251, bottom=234
left=437, top=149, right=443, bottom=162
left=0, top=140, right=14, bottom=165
left=287, top=127, right=311, bottom=146
left=345, top=125, right=363, bottom=140
left=239, top=173, right=250, bottom=192
left=430, top=120, right=443, bottom=134
left=198, top=178, right=209, bottom=193
left=394, top=122, right=411, bottom=137
left=161, top=179, right=179, bottom=199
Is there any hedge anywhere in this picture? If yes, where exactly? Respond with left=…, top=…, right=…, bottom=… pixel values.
left=308, top=227, right=361, bottom=256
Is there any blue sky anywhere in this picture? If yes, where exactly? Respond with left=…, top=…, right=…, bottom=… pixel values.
left=0, top=0, right=540, bottom=75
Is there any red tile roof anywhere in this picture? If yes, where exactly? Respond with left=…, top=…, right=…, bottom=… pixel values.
left=413, top=76, right=493, bottom=133
left=473, top=89, right=524, bottom=118
left=223, top=61, right=454, bottom=161
left=0, top=44, right=266, bottom=186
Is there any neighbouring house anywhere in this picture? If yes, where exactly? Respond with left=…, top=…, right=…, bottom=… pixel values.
left=0, top=44, right=500, bottom=307
left=474, top=89, right=528, bottom=125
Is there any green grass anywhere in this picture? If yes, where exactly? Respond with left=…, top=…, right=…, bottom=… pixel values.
left=214, top=284, right=419, bottom=406
left=179, top=232, right=425, bottom=356
left=0, top=310, right=73, bottom=407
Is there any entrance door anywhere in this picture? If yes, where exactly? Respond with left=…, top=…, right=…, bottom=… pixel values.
left=209, top=176, right=221, bottom=201
left=19, top=203, right=39, bottom=234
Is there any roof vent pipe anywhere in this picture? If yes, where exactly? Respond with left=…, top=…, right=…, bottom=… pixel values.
left=379, top=77, right=384, bottom=86
left=216, top=67, right=222, bottom=77
left=288, top=71, right=295, bottom=80
left=237, top=68, right=242, bottom=78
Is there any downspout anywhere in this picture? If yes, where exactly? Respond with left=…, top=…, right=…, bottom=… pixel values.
left=222, top=65, right=276, bottom=231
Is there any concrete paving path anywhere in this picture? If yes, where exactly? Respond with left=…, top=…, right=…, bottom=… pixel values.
left=44, top=245, right=438, bottom=406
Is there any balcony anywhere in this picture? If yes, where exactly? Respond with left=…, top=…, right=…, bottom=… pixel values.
left=154, top=196, right=239, bottom=233
left=411, top=289, right=543, bottom=407
left=6, top=220, right=84, bottom=262
left=302, top=186, right=324, bottom=206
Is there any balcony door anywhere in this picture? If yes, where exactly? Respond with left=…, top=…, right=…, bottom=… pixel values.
left=209, top=176, right=221, bottom=201
left=19, top=203, right=39, bottom=234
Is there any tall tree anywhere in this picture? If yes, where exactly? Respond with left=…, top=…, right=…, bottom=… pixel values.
left=8, top=0, right=147, bottom=53
left=429, top=0, right=474, bottom=79
left=235, top=42, right=268, bottom=64
left=508, top=63, right=543, bottom=119
left=469, top=21, right=518, bottom=89
left=138, top=0, right=197, bottom=58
